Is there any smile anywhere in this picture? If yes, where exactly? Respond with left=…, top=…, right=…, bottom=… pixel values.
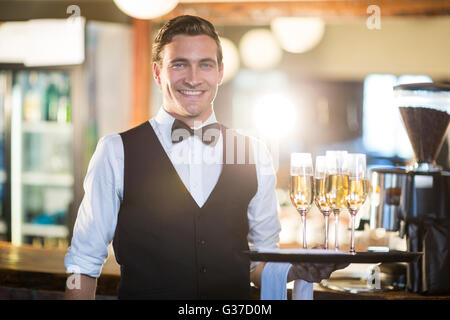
left=178, top=90, right=204, bottom=96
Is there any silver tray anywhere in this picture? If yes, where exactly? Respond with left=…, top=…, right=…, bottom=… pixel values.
left=243, top=249, right=422, bottom=264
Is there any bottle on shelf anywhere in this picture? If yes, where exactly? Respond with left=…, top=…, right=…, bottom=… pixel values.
left=23, top=72, right=43, bottom=123
left=45, top=82, right=60, bottom=122
left=57, top=76, right=71, bottom=123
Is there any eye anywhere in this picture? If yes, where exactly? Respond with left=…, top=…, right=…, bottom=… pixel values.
left=201, top=63, right=214, bottom=69
left=171, top=63, right=186, bottom=69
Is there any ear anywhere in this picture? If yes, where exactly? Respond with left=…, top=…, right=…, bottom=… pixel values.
left=153, top=62, right=162, bottom=86
left=218, top=62, right=224, bottom=85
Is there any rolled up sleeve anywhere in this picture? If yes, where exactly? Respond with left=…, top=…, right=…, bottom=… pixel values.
left=64, top=135, right=122, bottom=278
left=247, top=137, right=281, bottom=271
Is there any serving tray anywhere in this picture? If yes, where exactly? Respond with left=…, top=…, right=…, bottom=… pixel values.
left=243, top=249, right=422, bottom=264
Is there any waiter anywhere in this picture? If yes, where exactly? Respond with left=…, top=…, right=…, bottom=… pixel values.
left=64, top=15, right=346, bottom=300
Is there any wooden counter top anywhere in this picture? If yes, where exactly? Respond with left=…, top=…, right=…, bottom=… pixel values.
left=0, top=241, right=120, bottom=275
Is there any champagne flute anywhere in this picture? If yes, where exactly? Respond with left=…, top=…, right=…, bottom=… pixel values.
left=289, top=153, right=314, bottom=249
left=325, top=150, right=349, bottom=251
left=345, top=153, right=369, bottom=254
left=314, top=156, right=331, bottom=250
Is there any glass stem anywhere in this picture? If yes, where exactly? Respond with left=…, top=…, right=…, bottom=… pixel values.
left=350, top=211, right=356, bottom=254
left=301, top=212, right=307, bottom=249
left=334, top=209, right=340, bottom=251
left=324, top=214, right=329, bottom=250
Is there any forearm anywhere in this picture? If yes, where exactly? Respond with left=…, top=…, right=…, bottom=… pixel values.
left=64, top=274, right=97, bottom=300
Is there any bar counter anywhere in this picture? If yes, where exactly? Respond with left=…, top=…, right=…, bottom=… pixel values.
left=1, top=241, right=449, bottom=300
left=0, top=241, right=120, bottom=299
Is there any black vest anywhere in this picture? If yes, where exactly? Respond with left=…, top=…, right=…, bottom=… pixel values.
left=113, top=121, right=257, bottom=299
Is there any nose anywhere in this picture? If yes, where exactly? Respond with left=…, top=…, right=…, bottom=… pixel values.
left=184, top=66, right=202, bottom=88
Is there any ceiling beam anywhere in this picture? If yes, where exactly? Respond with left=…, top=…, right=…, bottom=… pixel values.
left=0, top=1, right=449, bottom=24
left=155, top=1, right=450, bottom=24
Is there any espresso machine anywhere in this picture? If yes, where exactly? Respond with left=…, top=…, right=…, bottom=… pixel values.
left=389, top=83, right=450, bottom=294
left=369, top=83, right=450, bottom=294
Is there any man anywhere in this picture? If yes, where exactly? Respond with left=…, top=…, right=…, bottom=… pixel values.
left=65, top=15, right=346, bottom=300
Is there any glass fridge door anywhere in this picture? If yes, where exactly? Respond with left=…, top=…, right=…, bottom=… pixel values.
left=11, top=70, right=73, bottom=248
left=0, top=71, right=8, bottom=241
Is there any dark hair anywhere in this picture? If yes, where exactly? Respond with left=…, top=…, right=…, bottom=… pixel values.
left=152, top=15, right=223, bottom=67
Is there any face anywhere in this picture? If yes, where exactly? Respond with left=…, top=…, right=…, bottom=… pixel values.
left=153, top=34, right=224, bottom=126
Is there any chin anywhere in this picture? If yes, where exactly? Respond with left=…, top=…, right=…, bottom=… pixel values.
left=182, top=105, right=208, bottom=117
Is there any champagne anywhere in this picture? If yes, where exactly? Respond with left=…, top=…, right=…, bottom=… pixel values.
left=314, top=178, right=331, bottom=213
left=325, top=174, right=349, bottom=209
left=346, top=179, right=369, bottom=213
left=290, top=175, right=314, bottom=212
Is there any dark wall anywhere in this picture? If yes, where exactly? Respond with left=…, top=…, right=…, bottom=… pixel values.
left=0, top=0, right=130, bottom=23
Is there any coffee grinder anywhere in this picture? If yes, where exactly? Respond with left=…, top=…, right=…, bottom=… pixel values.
left=393, top=83, right=450, bottom=294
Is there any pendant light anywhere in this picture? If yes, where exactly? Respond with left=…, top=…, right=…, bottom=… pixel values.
left=113, top=0, right=179, bottom=20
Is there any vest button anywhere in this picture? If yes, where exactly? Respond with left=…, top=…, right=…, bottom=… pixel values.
left=200, top=267, right=207, bottom=273
left=198, top=239, right=206, bottom=246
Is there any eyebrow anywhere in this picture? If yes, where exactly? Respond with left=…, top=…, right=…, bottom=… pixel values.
left=169, top=58, right=217, bottom=65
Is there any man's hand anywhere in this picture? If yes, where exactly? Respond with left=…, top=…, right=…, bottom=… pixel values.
left=287, top=262, right=349, bottom=283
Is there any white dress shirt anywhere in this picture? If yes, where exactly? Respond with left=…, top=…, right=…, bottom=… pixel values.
left=64, top=107, right=281, bottom=278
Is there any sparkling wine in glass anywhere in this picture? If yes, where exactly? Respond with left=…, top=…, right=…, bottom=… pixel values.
left=325, top=150, right=349, bottom=251
left=345, top=153, right=369, bottom=254
left=289, top=153, right=314, bottom=249
left=314, top=156, right=331, bottom=250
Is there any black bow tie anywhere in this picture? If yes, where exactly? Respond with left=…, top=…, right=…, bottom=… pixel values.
left=171, top=119, right=221, bottom=146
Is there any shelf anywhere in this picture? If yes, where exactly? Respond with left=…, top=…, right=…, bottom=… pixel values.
left=22, top=121, right=73, bottom=135
left=22, top=172, right=74, bottom=187
left=22, top=223, right=68, bottom=238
